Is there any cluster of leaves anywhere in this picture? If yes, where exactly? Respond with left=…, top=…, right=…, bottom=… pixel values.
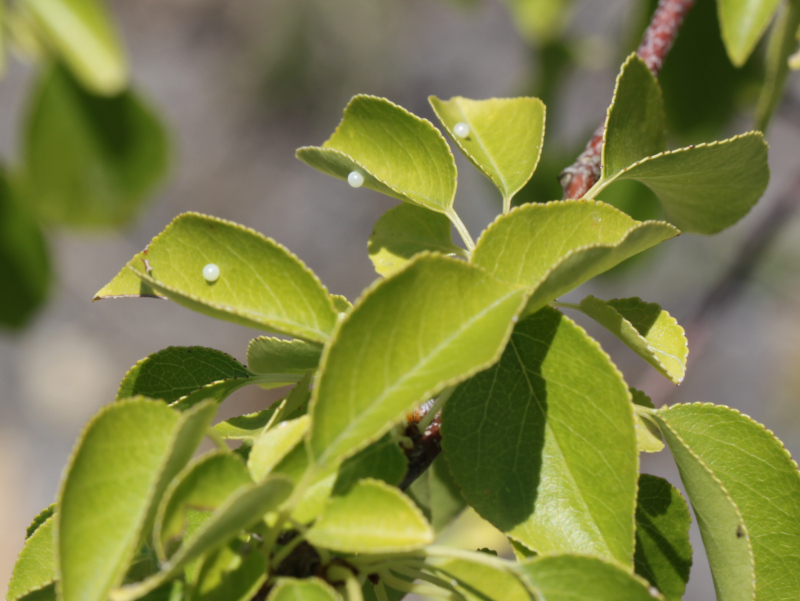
left=0, top=0, right=168, bottom=329
left=8, top=51, right=800, bottom=601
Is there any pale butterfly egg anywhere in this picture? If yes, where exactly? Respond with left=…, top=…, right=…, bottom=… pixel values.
left=453, top=122, right=470, bottom=138
left=347, top=171, right=365, bottom=188
left=202, top=263, right=220, bottom=283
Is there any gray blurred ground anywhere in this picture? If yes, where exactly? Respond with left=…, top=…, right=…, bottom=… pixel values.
left=2, top=1, right=799, bottom=599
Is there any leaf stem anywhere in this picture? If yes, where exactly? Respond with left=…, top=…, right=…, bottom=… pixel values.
left=418, top=386, right=456, bottom=431
left=447, top=210, right=475, bottom=252
left=551, top=301, right=582, bottom=312
left=377, top=570, right=453, bottom=599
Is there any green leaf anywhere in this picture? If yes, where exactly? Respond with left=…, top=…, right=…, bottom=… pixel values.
left=296, top=95, right=457, bottom=215
left=442, top=308, right=638, bottom=565
left=601, top=54, right=666, bottom=182
left=186, top=537, right=266, bottom=601
left=246, top=337, right=322, bottom=375
left=12, top=584, right=57, bottom=601
left=93, top=249, right=160, bottom=300
left=332, top=433, right=408, bottom=495
left=116, top=347, right=257, bottom=410
left=23, top=63, right=168, bottom=228
left=575, top=296, right=688, bottom=384
left=7, top=516, right=55, bottom=601
left=631, top=389, right=664, bottom=453
left=306, top=478, right=434, bottom=553
left=634, top=474, right=692, bottom=601
left=123, top=213, right=338, bottom=343
left=56, top=398, right=217, bottom=601
left=266, top=578, right=341, bottom=601
left=248, top=416, right=310, bottom=481
left=472, top=200, right=678, bottom=315
left=22, top=0, right=127, bottom=94
left=429, top=95, right=545, bottom=211
left=155, top=452, right=252, bottom=563
left=212, top=409, right=277, bottom=442
left=112, top=475, right=293, bottom=601
left=718, top=0, right=782, bottom=66
left=26, top=504, right=56, bottom=539
left=0, top=167, right=50, bottom=329
left=433, top=557, right=536, bottom=601
left=406, top=454, right=466, bottom=532
left=755, top=2, right=800, bottom=130
left=368, top=203, right=464, bottom=276
left=593, top=132, right=769, bottom=235
left=330, top=294, right=352, bottom=313
left=309, top=253, right=529, bottom=468
left=518, top=554, right=663, bottom=600
left=653, top=403, right=800, bottom=601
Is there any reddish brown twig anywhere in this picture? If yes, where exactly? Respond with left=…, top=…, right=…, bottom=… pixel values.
left=559, top=0, right=696, bottom=199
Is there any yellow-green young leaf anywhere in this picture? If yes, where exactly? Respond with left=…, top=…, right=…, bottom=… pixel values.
left=154, top=452, right=252, bottom=564
left=594, top=133, right=769, bottom=235
left=116, top=347, right=256, bottom=410
left=296, top=95, right=457, bottom=214
left=601, top=54, right=666, bottom=182
left=123, top=213, right=338, bottom=343
left=57, top=398, right=217, bottom=601
left=718, top=0, right=783, bottom=66
left=93, top=250, right=159, bottom=300
left=472, top=200, right=678, bottom=315
left=212, top=408, right=280, bottom=442
left=246, top=337, right=322, bottom=375
left=187, top=537, right=266, bottom=601
left=429, top=95, right=545, bottom=211
left=434, top=557, right=536, bottom=601
left=267, top=578, right=341, bottom=601
left=634, top=475, right=692, bottom=601
left=26, top=504, right=56, bottom=539
left=112, top=476, right=293, bottom=601
left=654, top=403, right=800, bottom=601
left=0, top=167, right=51, bottom=330
left=755, top=3, right=800, bottom=130
left=576, top=296, right=688, bottom=384
left=7, top=516, right=55, bottom=601
left=306, top=479, right=433, bottom=553
left=518, top=554, right=663, bottom=600
left=22, top=0, right=126, bottom=94
left=368, top=203, right=464, bottom=276
left=23, top=63, right=167, bottom=228
left=631, top=389, right=664, bottom=453
left=248, top=416, right=310, bottom=481
left=442, top=308, right=638, bottom=565
left=330, top=294, right=352, bottom=313
left=309, top=253, right=529, bottom=468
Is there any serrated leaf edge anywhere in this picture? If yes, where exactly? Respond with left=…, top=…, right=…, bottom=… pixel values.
left=500, top=308, right=639, bottom=567
left=127, top=212, right=337, bottom=342
left=308, top=477, right=434, bottom=553
left=592, top=132, right=769, bottom=204
left=514, top=552, right=666, bottom=600
left=651, top=404, right=757, bottom=601
left=310, top=251, right=530, bottom=468
left=9, top=515, right=57, bottom=601
left=300, top=93, right=458, bottom=211
left=581, top=295, right=688, bottom=385
left=152, top=450, right=250, bottom=563
left=600, top=53, right=667, bottom=183
left=54, top=397, right=181, bottom=601
left=429, top=95, right=546, bottom=205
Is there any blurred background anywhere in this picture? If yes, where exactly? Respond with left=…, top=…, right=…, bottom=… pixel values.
left=1, top=0, right=799, bottom=599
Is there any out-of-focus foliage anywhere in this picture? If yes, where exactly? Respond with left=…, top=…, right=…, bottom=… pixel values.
left=0, top=0, right=169, bottom=330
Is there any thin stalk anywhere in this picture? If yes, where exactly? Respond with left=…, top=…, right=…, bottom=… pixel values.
left=269, top=530, right=306, bottom=570
left=374, top=581, right=390, bottom=601
left=551, top=301, right=582, bottom=312
left=378, top=570, right=453, bottom=599
left=448, top=210, right=475, bottom=252
left=418, top=386, right=456, bottom=431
